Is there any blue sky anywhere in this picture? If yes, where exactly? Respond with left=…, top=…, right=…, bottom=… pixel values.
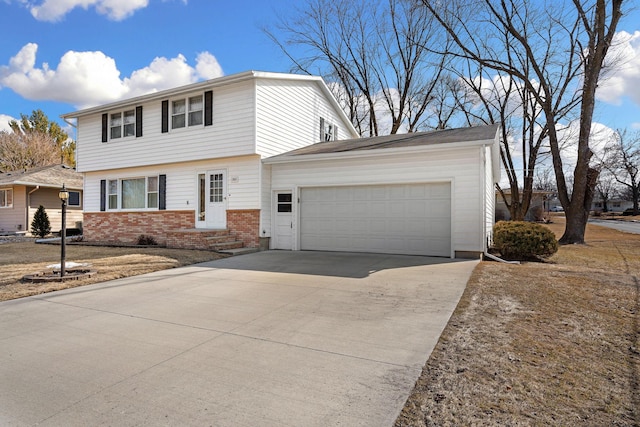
left=1, top=0, right=639, bottom=137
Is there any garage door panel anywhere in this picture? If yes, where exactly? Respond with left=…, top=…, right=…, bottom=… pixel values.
left=300, top=184, right=451, bottom=257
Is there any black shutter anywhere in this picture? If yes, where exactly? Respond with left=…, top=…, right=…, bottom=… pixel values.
left=100, top=180, right=106, bottom=211
left=101, top=114, right=108, bottom=142
left=334, top=125, right=338, bottom=141
left=135, top=106, right=143, bottom=137
left=161, top=100, right=169, bottom=133
left=319, top=117, right=325, bottom=141
left=204, top=90, right=213, bottom=126
left=159, top=174, right=166, bottom=210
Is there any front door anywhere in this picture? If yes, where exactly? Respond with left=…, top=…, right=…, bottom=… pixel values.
left=274, top=191, right=293, bottom=250
left=206, top=170, right=227, bottom=229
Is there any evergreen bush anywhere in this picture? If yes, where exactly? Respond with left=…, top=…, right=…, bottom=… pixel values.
left=493, top=221, right=558, bottom=260
left=30, top=205, right=51, bottom=238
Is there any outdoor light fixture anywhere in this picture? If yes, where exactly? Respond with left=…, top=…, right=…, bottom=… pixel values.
left=59, top=184, right=69, bottom=277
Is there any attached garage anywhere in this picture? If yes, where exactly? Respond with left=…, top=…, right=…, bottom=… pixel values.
left=299, top=183, right=451, bottom=256
left=264, top=124, right=501, bottom=258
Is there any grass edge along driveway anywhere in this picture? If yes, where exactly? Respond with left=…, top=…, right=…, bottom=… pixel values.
left=397, top=218, right=640, bottom=426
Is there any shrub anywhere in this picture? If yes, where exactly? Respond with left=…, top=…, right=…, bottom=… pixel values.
left=30, top=205, right=51, bottom=238
left=493, top=221, right=558, bottom=260
left=135, top=234, right=158, bottom=246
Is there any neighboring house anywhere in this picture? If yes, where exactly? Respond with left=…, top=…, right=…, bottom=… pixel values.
left=495, top=190, right=552, bottom=221
left=591, top=198, right=633, bottom=213
left=0, top=164, right=83, bottom=235
left=62, top=70, right=500, bottom=258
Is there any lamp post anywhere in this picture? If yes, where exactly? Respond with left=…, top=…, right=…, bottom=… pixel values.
left=59, top=184, right=69, bottom=278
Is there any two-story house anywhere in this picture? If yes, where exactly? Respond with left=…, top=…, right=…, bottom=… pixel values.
left=63, top=71, right=500, bottom=258
left=62, top=71, right=358, bottom=250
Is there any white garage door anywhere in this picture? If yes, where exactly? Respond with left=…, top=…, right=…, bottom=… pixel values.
left=300, top=183, right=451, bottom=256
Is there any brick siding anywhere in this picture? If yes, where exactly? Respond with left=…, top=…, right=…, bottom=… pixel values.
left=83, top=211, right=194, bottom=245
left=227, top=209, right=260, bottom=248
left=83, top=209, right=260, bottom=248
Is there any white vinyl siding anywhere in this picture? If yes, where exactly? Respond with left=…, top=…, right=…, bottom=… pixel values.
left=269, top=146, right=486, bottom=255
left=75, top=82, right=256, bottom=172
left=83, top=155, right=262, bottom=214
left=484, top=146, right=495, bottom=249
left=255, top=79, right=357, bottom=158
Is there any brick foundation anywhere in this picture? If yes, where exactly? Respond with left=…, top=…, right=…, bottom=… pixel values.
left=83, top=209, right=260, bottom=249
left=83, top=211, right=194, bottom=246
left=227, top=209, right=260, bottom=248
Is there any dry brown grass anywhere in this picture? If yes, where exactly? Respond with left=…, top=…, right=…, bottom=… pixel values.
left=0, top=242, right=226, bottom=301
left=397, top=217, right=640, bottom=426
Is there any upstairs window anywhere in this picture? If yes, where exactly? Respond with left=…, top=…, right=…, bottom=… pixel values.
left=319, top=117, right=338, bottom=142
left=0, top=188, right=13, bottom=208
left=110, top=110, right=135, bottom=139
left=171, top=95, right=203, bottom=129
left=102, top=106, right=142, bottom=142
left=162, top=91, right=212, bottom=133
left=188, top=96, right=203, bottom=126
left=172, top=99, right=186, bottom=129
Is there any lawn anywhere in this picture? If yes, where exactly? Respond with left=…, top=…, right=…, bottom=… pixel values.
left=396, top=217, right=640, bottom=426
left=0, top=240, right=225, bottom=301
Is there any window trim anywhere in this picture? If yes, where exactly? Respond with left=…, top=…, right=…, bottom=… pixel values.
left=162, top=91, right=212, bottom=133
left=107, top=176, right=160, bottom=211
left=320, top=117, right=338, bottom=142
left=106, top=108, right=139, bottom=141
left=0, top=188, right=13, bottom=208
left=67, top=191, right=81, bottom=207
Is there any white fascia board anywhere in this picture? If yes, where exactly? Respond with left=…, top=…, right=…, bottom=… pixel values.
left=263, top=137, right=497, bottom=164
left=12, top=181, right=83, bottom=190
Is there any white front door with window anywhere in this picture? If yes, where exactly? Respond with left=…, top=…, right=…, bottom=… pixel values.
left=206, top=170, right=227, bottom=229
left=274, top=191, right=293, bottom=250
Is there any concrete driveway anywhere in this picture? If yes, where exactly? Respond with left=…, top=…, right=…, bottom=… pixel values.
left=0, top=251, right=477, bottom=426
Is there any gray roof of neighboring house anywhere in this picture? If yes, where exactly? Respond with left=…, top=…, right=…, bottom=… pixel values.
left=0, top=164, right=82, bottom=190
left=266, top=124, right=500, bottom=160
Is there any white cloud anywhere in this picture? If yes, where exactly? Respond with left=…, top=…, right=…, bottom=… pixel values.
left=195, top=52, right=224, bottom=80
left=29, top=0, right=149, bottom=22
left=632, top=122, right=640, bottom=130
left=597, top=31, right=640, bottom=106
left=0, top=43, right=224, bottom=108
left=0, top=114, right=17, bottom=132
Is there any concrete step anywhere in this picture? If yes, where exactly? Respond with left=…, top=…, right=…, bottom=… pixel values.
left=210, top=241, right=245, bottom=251
left=217, top=247, right=260, bottom=256
left=205, top=234, right=238, bottom=243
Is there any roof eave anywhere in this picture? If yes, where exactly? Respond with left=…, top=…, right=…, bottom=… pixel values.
left=9, top=180, right=82, bottom=190
left=263, top=137, right=496, bottom=164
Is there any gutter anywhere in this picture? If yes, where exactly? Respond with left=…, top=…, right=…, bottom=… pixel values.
left=26, top=185, right=40, bottom=233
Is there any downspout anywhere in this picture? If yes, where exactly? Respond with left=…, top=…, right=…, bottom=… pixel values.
left=27, top=186, right=40, bottom=233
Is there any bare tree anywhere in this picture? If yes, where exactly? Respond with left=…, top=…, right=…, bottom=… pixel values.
left=266, top=0, right=451, bottom=136
left=8, top=109, right=75, bottom=167
left=422, top=0, right=624, bottom=244
left=0, top=131, right=63, bottom=172
left=601, top=129, right=640, bottom=214
left=594, top=168, right=619, bottom=212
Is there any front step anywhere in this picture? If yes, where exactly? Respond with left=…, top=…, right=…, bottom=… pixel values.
left=166, top=228, right=245, bottom=251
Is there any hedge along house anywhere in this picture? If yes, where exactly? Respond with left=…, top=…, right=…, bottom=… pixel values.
left=61, top=71, right=359, bottom=250
left=0, top=164, right=83, bottom=235
left=264, top=125, right=501, bottom=258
